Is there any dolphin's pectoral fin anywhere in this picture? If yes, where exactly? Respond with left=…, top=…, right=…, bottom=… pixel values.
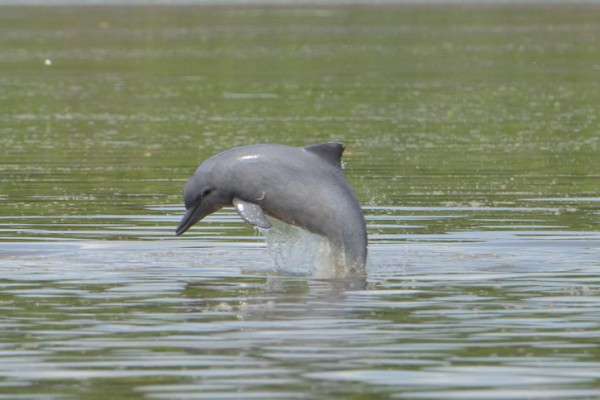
left=304, top=143, right=344, bottom=168
left=233, top=198, right=272, bottom=229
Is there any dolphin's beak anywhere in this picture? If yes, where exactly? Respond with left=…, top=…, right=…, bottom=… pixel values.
left=175, top=203, right=209, bottom=236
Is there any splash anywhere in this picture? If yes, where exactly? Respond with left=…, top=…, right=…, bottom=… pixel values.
left=262, top=218, right=340, bottom=278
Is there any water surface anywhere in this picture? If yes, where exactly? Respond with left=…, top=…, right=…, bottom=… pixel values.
left=1, top=4, right=599, bottom=399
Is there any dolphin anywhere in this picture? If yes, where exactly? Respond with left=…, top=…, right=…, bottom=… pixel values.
left=175, top=143, right=367, bottom=277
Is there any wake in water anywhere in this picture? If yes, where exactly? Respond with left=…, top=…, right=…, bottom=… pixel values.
left=262, top=219, right=341, bottom=279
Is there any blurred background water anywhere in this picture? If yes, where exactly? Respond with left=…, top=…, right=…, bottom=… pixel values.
left=0, top=3, right=599, bottom=399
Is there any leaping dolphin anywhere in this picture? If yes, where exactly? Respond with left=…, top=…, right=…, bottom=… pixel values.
left=175, top=143, right=367, bottom=277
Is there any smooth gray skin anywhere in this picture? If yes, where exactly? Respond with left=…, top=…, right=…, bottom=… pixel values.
left=176, top=143, right=367, bottom=275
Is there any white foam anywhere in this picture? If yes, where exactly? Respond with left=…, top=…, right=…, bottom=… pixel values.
left=262, top=219, right=339, bottom=278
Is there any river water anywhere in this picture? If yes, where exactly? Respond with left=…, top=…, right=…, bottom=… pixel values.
left=1, top=4, right=599, bottom=399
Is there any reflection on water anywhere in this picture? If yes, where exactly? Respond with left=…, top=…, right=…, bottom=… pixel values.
left=1, top=203, right=600, bottom=399
left=1, top=3, right=600, bottom=400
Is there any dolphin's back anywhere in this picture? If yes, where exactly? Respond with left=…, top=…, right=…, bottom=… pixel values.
left=213, top=144, right=367, bottom=271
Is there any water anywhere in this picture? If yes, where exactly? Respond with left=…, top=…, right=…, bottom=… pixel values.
left=1, top=4, right=600, bottom=399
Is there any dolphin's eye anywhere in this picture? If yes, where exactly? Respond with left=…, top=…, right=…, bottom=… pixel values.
left=190, top=188, right=213, bottom=206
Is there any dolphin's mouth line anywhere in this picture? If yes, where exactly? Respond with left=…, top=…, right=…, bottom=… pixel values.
left=175, top=203, right=202, bottom=236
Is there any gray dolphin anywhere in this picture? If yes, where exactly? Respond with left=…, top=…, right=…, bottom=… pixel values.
left=175, top=143, right=367, bottom=276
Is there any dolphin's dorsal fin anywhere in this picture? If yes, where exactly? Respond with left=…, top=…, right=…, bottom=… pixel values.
left=304, top=143, right=344, bottom=168
left=233, top=198, right=272, bottom=229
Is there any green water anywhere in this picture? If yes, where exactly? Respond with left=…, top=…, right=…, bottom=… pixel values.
left=0, top=4, right=599, bottom=400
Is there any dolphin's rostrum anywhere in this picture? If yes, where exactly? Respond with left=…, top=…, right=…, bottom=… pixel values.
left=176, top=143, right=367, bottom=277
